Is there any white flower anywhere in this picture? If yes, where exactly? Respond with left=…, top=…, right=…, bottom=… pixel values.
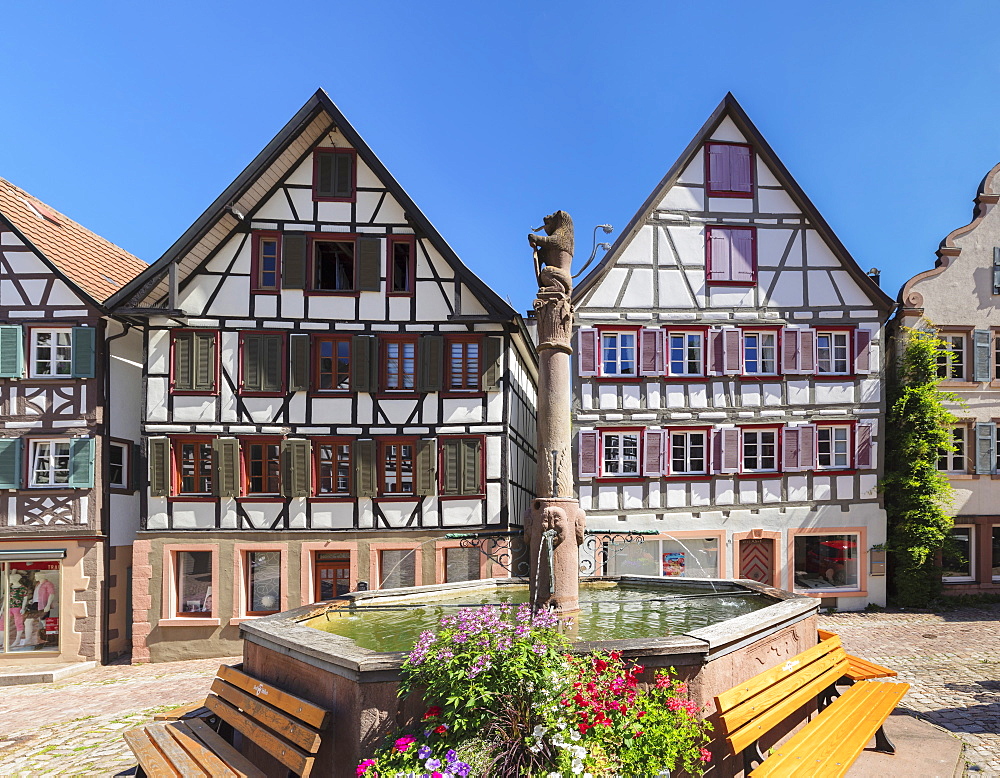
left=548, top=773, right=560, bottom=778
left=532, top=725, right=546, bottom=738
left=584, top=774, right=593, bottom=778
left=572, top=744, right=586, bottom=759
left=571, top=758, right=584, bottom=774
left=570, top=729, right=581, bottom=741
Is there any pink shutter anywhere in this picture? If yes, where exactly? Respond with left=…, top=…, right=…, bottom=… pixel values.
left=722, top=328, right=742, bottom=374
left=643, top=429, right=665, bottom=477
left=781, top=328, right=800, bottom=374
left=708, top=329, right=724, bottom=374
left=707, top=144, right=730, bottom=192
left=578, top=328, right=599, bottom=376
left=578, top=431, right=599, bottom=478
left=730, top=145, right=752, bottom=193
left=782, top=427, right=801, bottom=471
left=639, top=328, right=664, bottom=376
left=799, top=425, right=816, bottom=469
left=799, top=330, right=817, bottom=373
left=855, top=422, right=873, bottom=469
left=707, top=228, right=731, bottom=282
left=731, top=229, right=755, bottom=282
left=720, top=428, right=741, bottom=473
left=854, top=329, right=872, bottom=374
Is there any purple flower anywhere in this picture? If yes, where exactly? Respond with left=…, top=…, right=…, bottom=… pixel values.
left=445, top=749, right=458, bottom=763
left=425, top=758, right=442, bottom=769
left=418, top=745, right=432, bottom=759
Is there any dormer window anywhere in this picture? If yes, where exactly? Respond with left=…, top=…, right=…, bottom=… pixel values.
left=313, top=149, right=356, bottom=202
left=705, top=143, right=753, bottom=197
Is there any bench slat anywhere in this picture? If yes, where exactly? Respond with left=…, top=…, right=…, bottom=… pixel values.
left=185, top=717, right=267, bottom=778
left=818, top=629, right=898, bottom=681
left=153, top=701, right=207, bottom=721
left=145, top=723, right=211, bottom=778
left=211, top=677, right=322, bottom=753
left=123, top=728, right=182, bottom=778
left=206, top=694, right=315, bottom=777
left=217, top=664, right=330, bottom=729
left=163, top=722, right=239, bottom=778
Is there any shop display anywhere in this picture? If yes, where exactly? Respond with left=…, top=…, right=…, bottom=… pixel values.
left=2, top=561, right=60, bottom=652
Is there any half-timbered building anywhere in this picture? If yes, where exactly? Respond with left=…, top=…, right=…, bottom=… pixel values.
left=897, top=162, right=1000, bottom=593
left=0, top=179, right=146, bottom=665
left=572, top=94, right=895, bottom=609
left=109, top=90, right=537, bottom=662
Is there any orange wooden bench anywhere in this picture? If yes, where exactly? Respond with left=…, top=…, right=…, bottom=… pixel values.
left=714, top=633, right=909, bottom=777
left=818, top=628, right=898, bottom=682
left=124, top=664, right=330, bottom=777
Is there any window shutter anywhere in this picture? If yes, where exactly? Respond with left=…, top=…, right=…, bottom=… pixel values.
left=263, top=335, right=283, bottom=393
left=0, top=437, right=22, bottom=489
left=148, top=437, right=170, bottom=497
left=355, top=440, right=377, bottom=498
left=417, top=336, right=444, bottom=392
left=282, top=234, right=307, bottom=290
left=461, top=438, right=480, bottom=495
left=578, top=328, right=599, bottom=376
left=799, top=330, right=817, bottom=373
left=781, top=328, right=800, bottom=374
left=441, top=439, right=460, bottom=495
left=974, top=329, right=992, bottom=382
left=722, top=328, right=742, bottom=374
left=720, top=428, right=741, bottom=474
left=480, top=336, right=502, bottom=392
left=799, top=424, right=816, bottom=470
left=334, top=154, right=354, bottom=198
left=782, top=427, right=801, bottom=472
left=194, top=332, right=216, bottom=392
left=976, top=422, right=996, bottom=475
left=643, top=429, right=665, bottom=477
left=731, top=230, right=754, bottom=282
left=0, top=325, right=24, bottom=378
left=707, top=229, right=731, bottom=282
left=854, top=329, right=873, bottom=375
left=708, top=329, right=724, bottom=375
left=281, top=439, right=312, bottom=498
left=317, top=153, right=335, bottom=195
left=351, top=335, right=377, bottom=393
left=71, top=327, right=96, bottom=378
left=730, top=145, right=752, bottom=193
left=214, top=437, right=241, bottom=497
left=356, top=237, right=382, bottom=292
left=173, top=332, right=192, bottom=390
left=639, top=328, right=665, bottom=376
left=707, top=144, right=730, bottom=191
left=68, top=438, right=96, bottom=488
left=288, top=334, right=310, bottom=392
left=243, top=335, right=261, bottom=392
left=856, top=421, right=874, bottom=469
left=579, top=431, right=599, bottom=479
left=415, top=439, right=437, bottom=497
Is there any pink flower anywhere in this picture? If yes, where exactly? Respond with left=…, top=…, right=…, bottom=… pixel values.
left=356, top=759, right=376, bottom=775
left=700, top=747, right=713, bottom=763
left=394, top=736, right=416, bottom=753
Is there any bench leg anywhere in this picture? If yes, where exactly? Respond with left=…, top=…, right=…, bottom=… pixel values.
left=743, top=741, right=765, bottom=774
left=818, top=683, right=840, bottom=711
left=874, top=724, right=896, bottom=754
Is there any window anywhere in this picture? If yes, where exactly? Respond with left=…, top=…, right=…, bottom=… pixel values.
left=176, top=440, right=214, bottom=496
left=817, top=425, right=850, bottom=469
left=937, top=335, right=966, bottom=380
left=383, top=340, right=416, bottom=391
left=315, top=337, right=351, bottom=391
left=445, top=547, right=482, bottom=583
left=109, top=441, right=130, bottom=490
left=668, top=332, right=703, bottom=376
left=602, top=432, right=639, bottom=476
left=743, top=430, right=778, bottom=472
left=30, top=329, right=72, bottom=378
left=245, top=441, right=281, bottom=495
left=245, top=551, right=281, bottom=616
left=241, top=333, right=284, bottom=394
left=670, top=431, right=706, bottom=474
left=313, top=149, right=355, bottom=201
left=992, top=526, right=1000, bottom=582
left=601, top=331, right=636, bottom=376
left=816, top=332, right=850, bottom=374
left=447, top=339, right=480, bottom=391
left=314, top=551, right=351, bottom=600
left=314, top=240, right=355, bottom=291
left=316, top=442, right=352, bottom=495
left=604, top=537, right=720, bottom=578
left=942, top=526, right=974, bottom=582
left=379, top=549, right=416, bottom=589
left=252, top=234, right=280, bottom=291
left=705, top=142, right=753, bottom=197
left=2, top=560, right=61, bottom=653
left=793, top=534, right=860, bottom=590
left=381, top=441, right=415, bottom=495
left=388, top=238, right=414, bottom=294
left=995, top=335, right=1000, bottom=380
left=172, top=331, right=217, bottom=393
left=440, top=438, right=483, bottom=496
left=938, top=428, right=967, bottom=473
left=706, top=226, right=755, bottom=284
left=175, top=551, right=213, bottom=617
left=743, top=332, right=777, bottom=375
left=29, top=440, right=70, bottom=487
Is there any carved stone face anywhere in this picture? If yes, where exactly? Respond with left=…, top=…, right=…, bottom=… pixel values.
left=543, top=211, right=563, bottom=236
left=541, top=506, right=570, bottom=542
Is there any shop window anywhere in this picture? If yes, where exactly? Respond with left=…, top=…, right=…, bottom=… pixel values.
left=245, top=551, right=281, bottom=616
left=937, top=335, right=966, bottom=380
left=793, top=534, right=860, bottom=590
left=175, top=551, right=213, bottom=617
left=383, top=340, right=416, bottom=391
left=604, top=538, right=719, bottom=578
left=742, top=430, right=778, bottom=472
left=109, top=441, right=131, bottom=490
left=816, top=425, right=850, bottom=469
left=942, top=526, right=975, bottom=582
left=743, top=332, right=777, bottom=375
left=29, top=328, right=73, bottom=378
left=176, top=440, right=214, bottom=496
left=445, top=547, right=481, bottom=583
left=447, top=339, right=480, bottom=391
left=315, top=337, right=351, bottom=391
left=316, top=442, right=352, bottom=495
left=381, top=441, right=415, bottom=496
left=601, top=432, right=639, bottom=477
left=992, top=526, right=1000, bottom=582
left=379, top=549, right=416, bottom=589
left=314, top=551, right=351, bottom=600
left=668, top=332, right=703, bottom=376
left=937, top=428, right=967, bottom=473
left=601, top=331, right=636, bottom=376
left=670, top=431, right=706, bottom=474
left=816, top=332, right=850, bottom=374
left=3, top=561, right=60, bottom=653
left=245, top=441, right=281, bottom=496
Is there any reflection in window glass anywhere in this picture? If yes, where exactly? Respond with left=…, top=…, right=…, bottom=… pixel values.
left=176, top=551, right=213, bottom=616
left=379, top=549, right=415, bottom=589
left=247, top=551, right=281, bottom=615
left=3, top=561, right=60, bottom=653
left=793, top=534, right=859, bottom=590
left=603, top=538, right=719, bottom=579
left=445, top=547, right=481, bottom=583
left=993, top=526, right=1000, bottom=582
left=942, top=526, right=974, bottom=581
left=30, top=441, right=71, bottom=487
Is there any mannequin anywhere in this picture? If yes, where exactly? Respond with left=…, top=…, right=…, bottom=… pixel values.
left=7, top=570, right=31, bottom=648
left=31, top=571, right=56, bottom=646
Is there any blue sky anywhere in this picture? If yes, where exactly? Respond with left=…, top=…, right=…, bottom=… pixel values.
left=1, top=1, right=998, bottom=313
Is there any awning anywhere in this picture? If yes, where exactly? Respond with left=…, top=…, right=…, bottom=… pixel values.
left=0, top=549, right=67, bottom=562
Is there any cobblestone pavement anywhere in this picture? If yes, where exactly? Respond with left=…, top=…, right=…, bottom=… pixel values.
left=0, top=655, right=239, bottom=777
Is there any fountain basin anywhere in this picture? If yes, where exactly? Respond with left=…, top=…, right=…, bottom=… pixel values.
left=240, top=576, right=818, bottom=777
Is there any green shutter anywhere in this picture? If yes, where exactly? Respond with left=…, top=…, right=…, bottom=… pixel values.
left=461, top=438, right=481, bottom=495
left=263, top=334, right=283, bottom=392
left=355, top=440, right=377, bottom=498
left=148, top=437, right=170, bottom=497
left=317, top=153, right=335, bottom=196
left=976, top=422, right=996, bottom=475
left=351, top=335, right=378, bottom=393
left=71, top=327, right=96, bottom=378
left=243, top=335, right=261, bottom=392
left=214, top=437, right=240, bottom=497
left=481, top=336, right=503, bottom=391
left=415, top=439, right=437, bottom=497
left=974, top=329, right=992, bottom=382
left=0, top=326, right=24, bottom=378
left=0, top=437, right=22, bottom=489
left=441, top=439, right=460, bottom=496
left=281, top=439, right=312, bottom=498
left=417, top=336, right=444, bottom=393
left=194, top=332, right=216, bottom=392
left=334, top=154, right=354, bottom=198
left=357, top=237, right=382, bottom=292
left=289, top=334, right=310, bottom=392
left=173, top=332, right=193, bottom=390
left=282, top=234, right=307, bottom=290
left=67, top=438, right=95, bottom=488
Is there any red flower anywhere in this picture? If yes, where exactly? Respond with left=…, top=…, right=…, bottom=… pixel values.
left=434, top=724, right=448, bottom=735
left=637, top=711, right=646, bottom=718
left=593, top=658, right=608, bottom=673
left=422, top=706, right=442, bottom=720
left=634, top=730, right=644, bottom=738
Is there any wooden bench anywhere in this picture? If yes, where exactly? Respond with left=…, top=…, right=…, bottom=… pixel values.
left=818, top=628, right=898, bottom=683
left=714, top=633, right=909, bottom=777
left=125, top=664, right=331, bottom=777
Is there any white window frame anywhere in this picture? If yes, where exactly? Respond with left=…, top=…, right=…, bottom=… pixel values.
left=793, top=532, right=862, bottom=592
left=816, top=331, right=850, bottom=375
left=816, top=425, right=851, bottom=470
left=742, top=429, right=778, bottom=473
left=937, top=427, right=967, bottom=474
left=937, top=334, right=966, bottom=380
left=108, top=441, right=130, bottom=490
left=667, top=332, right=703, bottom=376
left=600, top=331, right=637, bottom=377
left=669, top=431, right=707, bottom=475
left=600, top=431, right=640, bottom=477
left=743, top=332, right=777, bottom=375
left=942, top=525, right=976, bottom=583
left=28, top=439, right=72, bottom=487
left=29, top=328, right=73, bottom=379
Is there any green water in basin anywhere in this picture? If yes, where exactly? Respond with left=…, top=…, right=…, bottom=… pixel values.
left=307, top=582, right=769, bottom=653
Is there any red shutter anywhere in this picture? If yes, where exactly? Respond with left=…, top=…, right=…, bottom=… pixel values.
left=707, top=144, right=730, bottom=192
left=707, top=228, right=731, bottom=282
left=579, top=431, right=599, bottom=478
left=854, top=329, right=872, bottom=374
left=730, top=145, right=753, bottom=193
left=731, top=229, right=755, bottom=282
left=639, top=328, right=664, bottom=376
left=799, top=425, right=816, bottom=469
left=579, top=328, right=599, bottom=376
left=800, top=330, right=817, bottom=373
left=722, top=328, right=742, bottom=374
left=643, top=429, right=665, bottom=477
left=720, top=428, right=741, bottom=473
left=708, top=329, right=724, bottom=375
left=782, top=427, right=801, bottom=471
left=782, top=328, right=800, bottom=374
left=856, top=422, right=873, bottom=469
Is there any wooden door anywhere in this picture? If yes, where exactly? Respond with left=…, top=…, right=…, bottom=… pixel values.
left=314, top=561, right=350, bottom=601
left=739, top=539, right=774, bottom=585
